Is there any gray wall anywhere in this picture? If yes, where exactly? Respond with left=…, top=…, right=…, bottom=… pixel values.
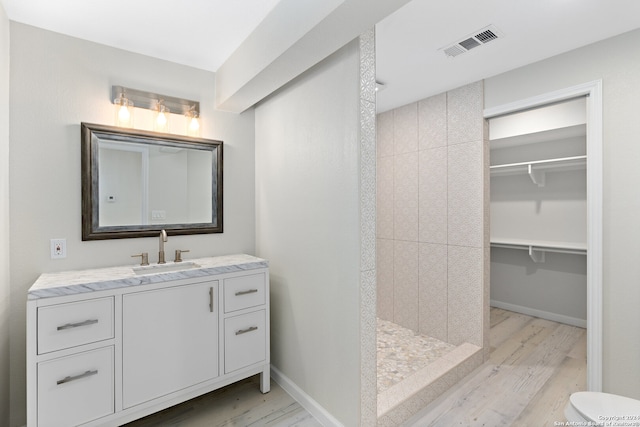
left=9, top=23, right=256, bottom=426
left=255, top=40, right=361, bottom=426
left=0, top=4, right=10, bottom=427
left=490, top=249, right=587, bottom=323
left=485, top=27, right=640, bottom=399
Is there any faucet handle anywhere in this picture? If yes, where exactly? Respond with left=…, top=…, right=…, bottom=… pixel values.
left=131, top=252, right=149, bottom=266
left=174, top=249, right=190, bottom=263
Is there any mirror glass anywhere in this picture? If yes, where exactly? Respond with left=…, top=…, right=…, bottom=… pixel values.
left=81, top=122, right=223, bottom=240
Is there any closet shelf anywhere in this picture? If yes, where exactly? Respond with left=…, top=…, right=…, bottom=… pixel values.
left=490, top=155, right=586, bottom=187
left=490, top=238, right=587, bottom=263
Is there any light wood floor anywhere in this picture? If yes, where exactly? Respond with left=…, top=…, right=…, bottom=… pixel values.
left=123, top=308, right=586, bottom=426
left=123, top=375, right=322, bottom=427
left=407, top=307, right=587, bottom=426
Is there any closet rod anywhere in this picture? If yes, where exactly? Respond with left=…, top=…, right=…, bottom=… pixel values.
left=489, top=154, right=587, bottom=171
left=490, top=242, right=587, bottom=258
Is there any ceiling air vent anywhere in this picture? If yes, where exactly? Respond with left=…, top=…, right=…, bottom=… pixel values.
left=441, top=25, right=503, bottom=58
left=476, top=29, right=499, bottom=43
left=443, top=44, right=466, bottom=58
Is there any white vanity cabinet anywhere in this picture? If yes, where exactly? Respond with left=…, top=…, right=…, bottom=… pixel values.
left=27, top=255, right=270, bottom=427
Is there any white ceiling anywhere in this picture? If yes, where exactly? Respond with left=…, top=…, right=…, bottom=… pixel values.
left=0, top=0, right=281, bottom=71
left=375, top=0, right=640, bottom=112
left=2, top=0, right=640, bottom=113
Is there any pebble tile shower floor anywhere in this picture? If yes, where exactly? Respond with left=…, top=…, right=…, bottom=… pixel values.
left=376, top=318, right=455, bottom=393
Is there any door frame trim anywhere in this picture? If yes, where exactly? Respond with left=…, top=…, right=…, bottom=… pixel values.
left=484, top=79, right=603, bottom=391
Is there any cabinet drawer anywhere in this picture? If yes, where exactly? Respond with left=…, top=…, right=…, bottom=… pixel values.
left=37, top=346, right=114, bottom=427
left=224, top=273, right=266, bottom=313
left=38, top=297, right=114, bottom=354
left=225, top=310, right=266, bottom=374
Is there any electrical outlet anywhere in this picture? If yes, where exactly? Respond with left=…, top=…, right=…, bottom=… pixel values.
left=50, top=239, right=66, bottom=259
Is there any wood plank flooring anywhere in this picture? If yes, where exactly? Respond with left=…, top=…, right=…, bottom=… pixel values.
left=122, top=308, right=585, bottom=426
left=407, top=307, right=587, bottom=426
left=123, top=375, right=322, bottom=427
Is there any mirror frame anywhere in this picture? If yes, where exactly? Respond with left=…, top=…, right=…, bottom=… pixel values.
left=81, top=122, right=223, bottom=240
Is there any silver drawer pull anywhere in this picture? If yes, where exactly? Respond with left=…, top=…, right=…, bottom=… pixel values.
left=235, top=289, right=258, bottom=296
left=57, top=319, right=99, bottom=331
left=209, top=287, right=214, bottom=313
left=56, top=369, right=98, bottom=385
left=236, top=326, right=258, bottom=335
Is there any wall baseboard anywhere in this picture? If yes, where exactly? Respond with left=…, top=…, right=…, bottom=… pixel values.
left=270, top=365, right=343, bottom=427
left=490, top=300, right=587, bottom=328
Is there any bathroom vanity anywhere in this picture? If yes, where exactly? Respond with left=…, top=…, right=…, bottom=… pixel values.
left=26, top=254, right=270, bottom=427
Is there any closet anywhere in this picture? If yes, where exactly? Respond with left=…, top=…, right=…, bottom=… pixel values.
left=489, top=97, right=587, bottom=328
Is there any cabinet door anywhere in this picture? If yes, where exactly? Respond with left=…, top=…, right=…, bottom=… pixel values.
left=122, top=281, right=219, bottom=408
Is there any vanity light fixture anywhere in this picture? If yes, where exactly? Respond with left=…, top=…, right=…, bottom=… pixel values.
left=113, top=92, right=134, bottom=128
left=153, top=99, right=170, bottom=133
left=111, top=85, right=200, bottom=134
left=186, top=105, right=200, bottom=137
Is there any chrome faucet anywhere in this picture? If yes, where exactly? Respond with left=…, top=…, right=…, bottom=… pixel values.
left=158, top=229, right=168, bottom=264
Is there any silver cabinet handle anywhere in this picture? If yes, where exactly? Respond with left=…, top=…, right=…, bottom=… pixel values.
left=57, top=319, right=99, bottom=331
left=209, top=287, right=214, bottom=313
left=56, top=369, right=98, bottom=385
left=235, top=289, right=258, bottom=296
left=236, top=326, right=258, bottom=335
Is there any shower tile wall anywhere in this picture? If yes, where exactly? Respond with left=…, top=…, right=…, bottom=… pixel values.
left=359, top=28, right=378, bottom=427
left=376, top=81, right=488, bottom=347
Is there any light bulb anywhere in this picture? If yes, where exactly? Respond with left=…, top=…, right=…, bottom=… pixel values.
left=114, top=94, right=133, bottom=128
left=186, top=106, right=200, bottom=137
left=157, top=112, right=167, bottom=127
left=118, top=105, right=131, bottom=123
left=187, top=116, right=200, bottom=136
left=153, top=102, right=170, bottom=132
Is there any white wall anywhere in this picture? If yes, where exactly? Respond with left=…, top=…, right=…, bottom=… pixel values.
left=187, top=149, right=213, bottom=223
left=148, top=149, right=190, bottom=224
left=485, top=28, right=640, bottom=399
left=0, top=4, right=10, bottom=427
left=255, top=40, right=361, bottom=426
left=99, top=148, right=143, bottom=225
left=9, top=23, right=256, bottom=427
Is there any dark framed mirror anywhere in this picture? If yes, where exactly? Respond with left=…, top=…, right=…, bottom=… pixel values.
left=81, top=122, right=223, bottom=240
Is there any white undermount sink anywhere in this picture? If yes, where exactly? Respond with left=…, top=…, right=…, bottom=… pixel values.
left=132, top=261, right=201, bottom=275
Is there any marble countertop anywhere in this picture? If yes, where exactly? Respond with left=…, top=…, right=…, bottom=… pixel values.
left=28, top=254, right=268, bottom=300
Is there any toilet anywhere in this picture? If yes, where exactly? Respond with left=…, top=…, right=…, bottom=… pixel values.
left=565, top=391, right=640, bottom=425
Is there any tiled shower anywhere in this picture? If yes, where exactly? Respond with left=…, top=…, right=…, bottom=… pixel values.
left=375, top=81, right=489, bottom=424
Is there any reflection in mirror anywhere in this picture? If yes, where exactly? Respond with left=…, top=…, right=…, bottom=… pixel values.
left=82, top=123, right=222, bottom=240
left=98, top=141, right=213, bottom=226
